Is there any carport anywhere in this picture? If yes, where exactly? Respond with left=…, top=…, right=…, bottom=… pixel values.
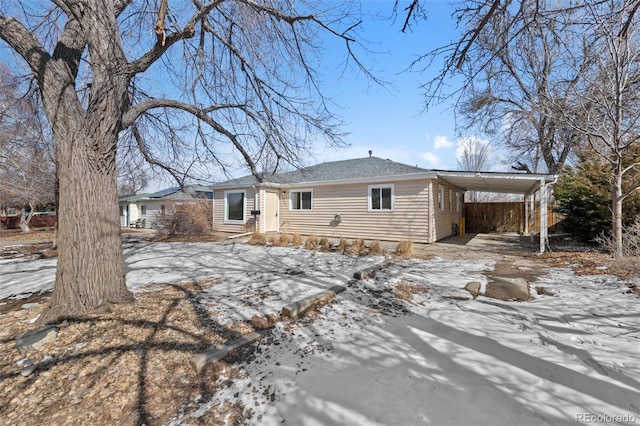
left=435, top=171, right=558, bottom=253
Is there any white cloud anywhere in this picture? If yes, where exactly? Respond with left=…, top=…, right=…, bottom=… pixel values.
left=434, top=135, right=454, bottom=150
left=421, top=152, right=443, bottom=168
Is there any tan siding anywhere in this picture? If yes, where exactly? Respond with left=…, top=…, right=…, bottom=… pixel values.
left=279, top=180, right=432, bottom=243
left=213, top=187, right=257, bottom=233
left=433, top=180, right=463, bottom=241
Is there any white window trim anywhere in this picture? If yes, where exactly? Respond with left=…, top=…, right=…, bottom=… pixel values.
left=449, top=189, right=453, bottom=212
left=289, top=189, right=314, bottom=211
left=224, top=190, right=247, bottom=224
left=368, top=184, right=394, bottom=212
left=438, top=185, right=444, bottom=211
left=455, top=192, right=460, bottom=212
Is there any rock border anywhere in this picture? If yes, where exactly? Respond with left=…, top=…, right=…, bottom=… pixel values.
left=190, top=259, right=395, bottom=374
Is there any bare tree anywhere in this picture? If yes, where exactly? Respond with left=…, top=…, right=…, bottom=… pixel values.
left=562, top=0, right=640, bottom=258
left=456, top=136, right=493, bottom=172
left=0, top=1, right=365, bottom=324
left=411, top=1, right=595, bottom=174
left=0, top=67, right=56, bottom=231
left=456, top=136, right=494, bottom=202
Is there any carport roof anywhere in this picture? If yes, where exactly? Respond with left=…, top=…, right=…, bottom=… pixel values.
left=434, top=170, right=557, bottom=195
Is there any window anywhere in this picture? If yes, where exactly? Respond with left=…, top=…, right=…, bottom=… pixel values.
left=438, top=186, right=444, bottom=211
left=368, top=184, right=394, bottom=211
left=140, top=205, right=146, bottom=215
left=161, top=205, right=166, bottom=215
left=290, top=190, right=312, bottom=210
left=449, top=190, right=453, bottom=212
left=455, top=192, right=460, bottom=212
left=225, top=190, right=246, bottom=223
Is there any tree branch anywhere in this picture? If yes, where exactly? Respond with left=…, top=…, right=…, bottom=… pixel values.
left=126, top=0, right=225, bottom=76
left=0, top=15, right=52, bottom=86
left=122, top=98, right=259, bottom=179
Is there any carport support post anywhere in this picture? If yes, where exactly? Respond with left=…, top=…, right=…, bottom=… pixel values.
left=524, top=193, right=529, bottom=236
left=539, top=179, right=547, bottom=253
left=529, top=193, right=535, bottom=242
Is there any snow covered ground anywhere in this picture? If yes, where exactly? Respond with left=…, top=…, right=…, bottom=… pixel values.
left=1, top=241, right=639, bottom=425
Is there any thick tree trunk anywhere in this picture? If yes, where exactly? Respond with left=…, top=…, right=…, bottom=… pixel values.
left=38, top=128, right=134, bottom=325
left=33, top=2, right=135, bottom=324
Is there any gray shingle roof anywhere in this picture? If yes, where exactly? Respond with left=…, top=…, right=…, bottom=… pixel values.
left=217, top=157, right=429, bottom=186
left=119, top=185, right=214, bottom=202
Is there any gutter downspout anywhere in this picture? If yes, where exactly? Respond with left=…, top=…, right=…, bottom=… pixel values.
left=252, top=185, right=259, bottom=233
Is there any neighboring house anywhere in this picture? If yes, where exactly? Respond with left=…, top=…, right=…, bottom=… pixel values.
left=119, top=185, right=213, bottom=228
left=211, top=155, right=557, bottom=248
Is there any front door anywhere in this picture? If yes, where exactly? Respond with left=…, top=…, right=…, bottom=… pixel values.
left=264, top=191, right=279, bottom=232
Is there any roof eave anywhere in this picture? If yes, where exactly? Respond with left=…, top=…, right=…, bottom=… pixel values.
left=211, top=172, right=440, bottom=189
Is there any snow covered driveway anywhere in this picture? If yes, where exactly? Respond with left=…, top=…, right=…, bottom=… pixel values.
left=187, top=256, right=640, bottom=426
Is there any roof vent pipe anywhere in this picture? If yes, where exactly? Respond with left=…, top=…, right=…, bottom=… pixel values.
left=369, top=150, right=372, bottom=157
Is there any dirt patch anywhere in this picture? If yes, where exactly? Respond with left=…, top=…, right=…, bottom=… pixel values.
left=0, top=292, right=51, bottom=315
left=0, top=280, right=265, bottom=426
left=389, top=280, right=428, bottom=304
left=541, top=251, right=640, bottom=281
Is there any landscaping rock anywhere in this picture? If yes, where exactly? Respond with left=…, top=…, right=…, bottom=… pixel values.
left=15, top=325, right=59, bottom=354
left=353, top=261, right=394, bottom=280
left=535, top=286, right=555, bottom=296
left=464, top=282, right=481, bottom=299
left=20, top=365, right=37, bottom=377
left=281, top=285, right=346, bottom=319
left=21, top=303, right=40, bottom=310
left=251, top=315, right=272, bottom=330
left=484, top=277, right=531, bottom=301
left=11, top=309, right=28, bottom=318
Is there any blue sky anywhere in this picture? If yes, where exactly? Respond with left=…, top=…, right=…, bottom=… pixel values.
left=0, top=1, right=499, bottom=190
left=310, top=0, right=481, bottom=171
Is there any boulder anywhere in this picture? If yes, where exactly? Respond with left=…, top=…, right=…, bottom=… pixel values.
left=464, top=282, right=481, bottom=299
left=16, top=325, right=59, bottom=354
left=484, top=277, right=531, bottom=301
left=250, top=315, right=272, bottom=330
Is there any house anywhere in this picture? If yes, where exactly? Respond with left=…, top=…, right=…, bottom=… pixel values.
left=119, top=185, right=213, bottom=228
left=211, top=156, right=557, bottom=251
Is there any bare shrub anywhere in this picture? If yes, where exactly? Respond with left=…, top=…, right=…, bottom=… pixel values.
left=153, top=201, right=212, bottom=236
left=291, top=233, right=303, bottom=246
left=349, top=238, right=365, bottom=256
left=267, top=235, right=278, bottom=245
left=276, top=234, right=291, bottom=247
left=337, top=238, right=349, bottom=252
left=318, top=237, right=331, bottom=251
left=304, top=234, right=318, bottom=250
left=595, top=218, right=640, bottom=257
left=248, top=231, right=266, bottom=245
left=395, top=240, right=414, bottom=257
left=368, top=240, right=384, bottom=255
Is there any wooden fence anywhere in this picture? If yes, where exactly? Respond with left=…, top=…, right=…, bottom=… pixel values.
left=464, top=202, right=563, bottom=234
left=0, top=214, right=57, bottom=230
